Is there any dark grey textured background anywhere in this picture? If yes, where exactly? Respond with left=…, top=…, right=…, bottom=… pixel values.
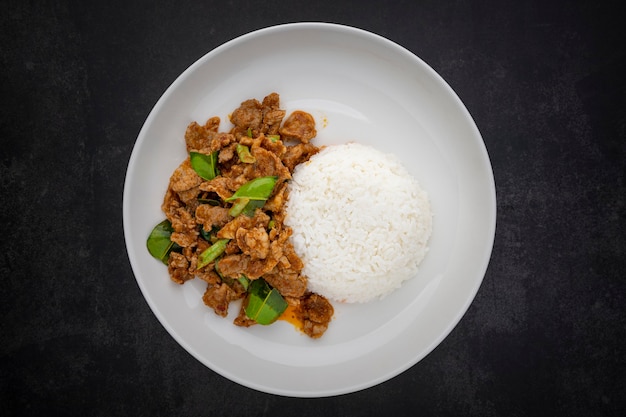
left=1, top=0, right=625, bottom=415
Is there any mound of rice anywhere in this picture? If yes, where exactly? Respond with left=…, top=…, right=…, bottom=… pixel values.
left=284, top=142, right=432, bottom=303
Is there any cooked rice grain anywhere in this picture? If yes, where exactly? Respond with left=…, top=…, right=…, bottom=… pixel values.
left=284, top=143, right=432, bottom=303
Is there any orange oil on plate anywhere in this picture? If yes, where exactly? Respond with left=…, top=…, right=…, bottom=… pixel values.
left=278, top=304, right=303, bottom=332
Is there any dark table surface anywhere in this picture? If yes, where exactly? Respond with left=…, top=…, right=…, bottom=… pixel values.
left=2, top=0, right=625, bottom=415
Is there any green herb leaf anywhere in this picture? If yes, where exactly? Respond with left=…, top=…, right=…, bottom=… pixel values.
left=197, top=238, right=229, bottom=270
left=229, top=198, right=267, bottom=218
left=238, top=275, right=250, bottom=291
left=236, top=144, right=256, bottom=164
left=241, top=199, right=265, bottom=217
left=225, top=176, right=278, bottom=202
left=190, top=151, right=219, bottom=180
left=200, top=225, right=220, bottom=242
left=228, top=197, right=250, bottom=217
left=244, top=278, right=288, bottom=325
left=197, top=197, right=221, bottom=206
left=146, top=220, right=180, bottom=264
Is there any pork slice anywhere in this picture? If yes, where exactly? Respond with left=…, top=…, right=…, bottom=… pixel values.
left=216, top=252, right=280, bottom=281
left=170, top=230, right=197, bottom=248
left=202, top=283, right=240, bottom=317
left=252, top=133, right=287, bottom=157
left=199, top=177, right=236, bottom=201
left=195, top=204, right=230, bottom=230
left=233, top=303, right=256, bottom=327
left=301, top=293, right=334, bottom=339
left=261, top=92, right=286, bottom=135
left=167, top=252, right=193, bottom=284
left=263, top=271, right=307, bottom=298
left=235, top=226, right=270, bottom=259
left=230, top=98, right=263, bottom=131
left=184, top=121, right=210, bottom=152
left=279, top=110, right=317, bottom=143
left=169, top=159, right=202, bottom=192
left=215, top=254, right=248, bottom=278
left=243, top=146, right=291, bottom=182
left=217, top=210, right=270, bottom=240
left=281, top=143, right=319, bottom=172
left=263, top=181, right=287, bottom=213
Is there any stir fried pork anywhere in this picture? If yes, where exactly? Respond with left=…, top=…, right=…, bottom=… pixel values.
left=159, top=93, right=333, bottom=338
left=279, top=110, right=317, bottom=143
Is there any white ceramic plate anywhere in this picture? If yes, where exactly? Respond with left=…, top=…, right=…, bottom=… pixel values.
left=123, top=22, right=496, bottom=397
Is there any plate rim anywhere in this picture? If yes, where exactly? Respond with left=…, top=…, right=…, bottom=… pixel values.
left=123, top=21, right=497, bottom=397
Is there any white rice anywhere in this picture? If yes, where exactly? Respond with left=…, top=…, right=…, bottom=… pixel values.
left=284, top=142, right=432, bottom=303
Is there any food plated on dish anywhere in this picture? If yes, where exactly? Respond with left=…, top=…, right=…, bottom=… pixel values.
left=123, top=22, right=495, bottom=396
left=147, top=93, right=432, bottom=339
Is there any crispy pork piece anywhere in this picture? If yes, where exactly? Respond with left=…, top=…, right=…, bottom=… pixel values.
left=281, top=143, right=319, bottom=172
left=301, top=293, right=334, bottom=338
left=261, top=92, right=286, bottom=135
left=184, top=117, right=220, bottom=152
left=279, top=110, right=317, bottom=143
left=236, top=226, right=270, bottom=259
left=202, top=283, right=241, bottom=317
left=167, top=252, right=193, bottom=284
left=195, top=204, right=230, bottom=230
left=169, top=159, right=202, bottom=192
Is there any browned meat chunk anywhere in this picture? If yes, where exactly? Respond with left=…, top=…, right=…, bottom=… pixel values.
left=218, top=143, right=236, bottom=163
left=228, top=227, right=293, bottom=280
left=187, top=239, right=210, bottom=273
left=230, top=93, right=289, bottom=139
left=245, top=145, right=291, bottom=182
left=184, top=117, right=220, bottom=152
left=171, top=206, right=195, bottom=231
left=176, top=186, right=201, bottom=207
left=208, top=132, right=236, bottom=154
left=260, top=133, right=287, bottom=157
left=216, top=251, right=280, bottom=280
left=235, top=226, right=270, bottom=259
left=217, top=210, right=270, bottom=240
left=214, top=254, right=248, bottom=278
left=198, top=176, right=236, bottom=201
left=169, top=159, right=202, bottom=192
left=195, top=267, right=221, bottom=285
left=195, top=204, right=230, bottom=230
left=301, top=293, right=334, bottom=338
left=263, top=181, right=288, bottom=213
left=202, top=283, right=241, bottom=317
left=205, top=116, right=221, bottom=133
left=161, top=194, right=200, bottom=255
left=162, top=202, right=198, bottom=250
left=264, top=272, right=307, bottom=298
left=281, top=143, right=320, bottom=172
left=223, top=239, right=241, bottom=255
left=185, top=121, right=208, bottom=152
left=279, top=110, right=317, bottom=143
left=167, top=251, right=193, bottom=284
left=170, top=230, right=197, bottom=248
left=262, top=237, right=306, bottom=297
left=230, top=98, right=263, bottom=138
left=161, top=187, right=182, bottom=220
left=233, top=304, right=257, bottom=327
left=261, top=92, right=286, bottom=135
left=277, top=238, right=304, bottom=272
